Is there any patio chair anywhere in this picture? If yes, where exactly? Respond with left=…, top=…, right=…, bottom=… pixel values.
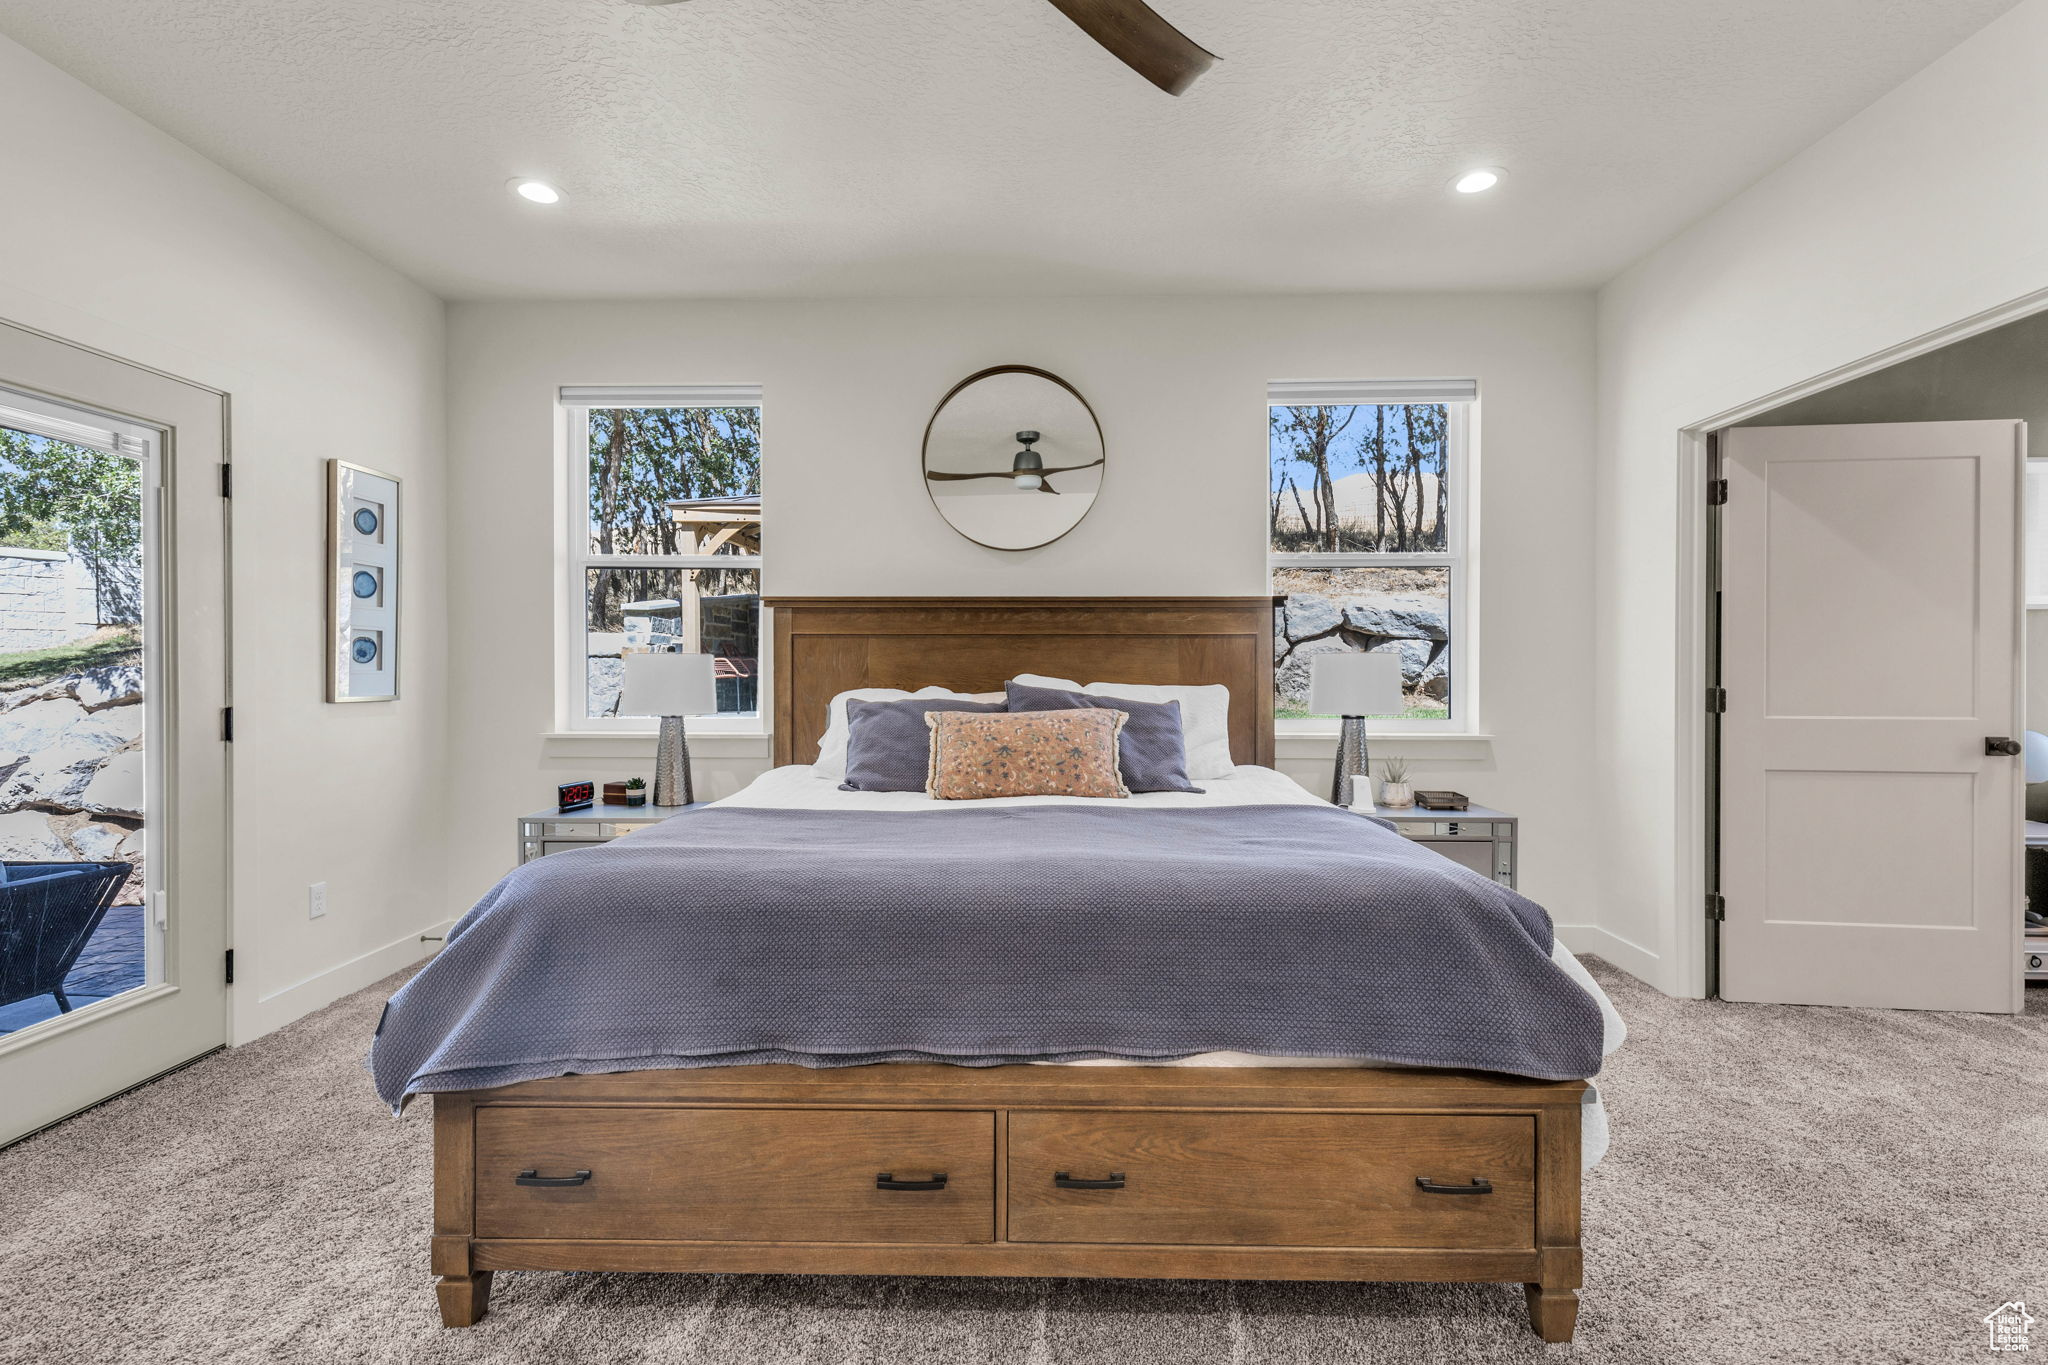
left=0, top=861, right=131, bottom=1014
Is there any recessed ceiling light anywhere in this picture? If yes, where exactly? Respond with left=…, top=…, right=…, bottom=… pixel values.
left=510, top=179, right=561, bottom=204
left=1452, top=168, right=1502, bottom=195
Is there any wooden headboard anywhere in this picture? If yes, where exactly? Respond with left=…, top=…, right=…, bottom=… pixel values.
left=765, top=597, right=1278, bottom=768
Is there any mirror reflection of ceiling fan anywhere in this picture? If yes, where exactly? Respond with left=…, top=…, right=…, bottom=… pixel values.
left=926, top=431, right=1105, bottom=495
left=623, top=0, right=1218, bottom=96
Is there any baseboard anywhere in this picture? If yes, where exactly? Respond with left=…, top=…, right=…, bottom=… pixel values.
left=1555, top=923, right=1665, bottom=991
left=231, top=918, right=452, bottom=1045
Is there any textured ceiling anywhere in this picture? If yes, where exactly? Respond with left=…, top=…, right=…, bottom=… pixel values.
left=0, top=0, right=2018, bottom=298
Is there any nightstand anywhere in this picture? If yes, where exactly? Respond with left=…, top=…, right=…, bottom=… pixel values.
left=2024, top=820, right=2048, bottom=982
left=1360, top=803, right=1517, bottom=890
left=517, top=803, right=705, bottom=864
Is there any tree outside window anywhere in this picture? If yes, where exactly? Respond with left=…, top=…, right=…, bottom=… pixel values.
left=1268, top=398, right=1466, bottom=725
left=568, top=396, right=764, bottom=726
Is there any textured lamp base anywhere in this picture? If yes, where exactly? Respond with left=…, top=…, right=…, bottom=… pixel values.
left=1330, top=715, right=1370, bottom=806
left=653, top=715, right=694, bottom=807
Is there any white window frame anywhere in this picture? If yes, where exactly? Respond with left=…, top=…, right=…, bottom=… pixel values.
left=1267, top=380, right=1478, bottom=736
left=557, top=386, right=766, bottom=735
left=0, top=387, right=167, bottom=985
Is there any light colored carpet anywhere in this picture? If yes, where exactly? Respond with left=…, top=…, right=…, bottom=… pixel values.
left=1, top=961, right=2041, bottom=1365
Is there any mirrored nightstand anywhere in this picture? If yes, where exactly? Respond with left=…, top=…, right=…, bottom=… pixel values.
left=517, top=803, right=704, bottom=864
left=1359, top=803, right=1517, bottom=889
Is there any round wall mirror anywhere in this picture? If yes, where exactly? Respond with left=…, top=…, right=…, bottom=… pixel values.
left=922, top=365, right=1105, bottom=551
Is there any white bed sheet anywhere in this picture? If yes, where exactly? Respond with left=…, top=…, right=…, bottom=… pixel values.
left=725, top=759, right=1324, bottom=811
left=714, top=763, right=1622, bottom=1166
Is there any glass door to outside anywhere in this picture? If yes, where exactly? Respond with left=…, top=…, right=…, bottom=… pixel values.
left=0, top=320, right=228, bottom=1145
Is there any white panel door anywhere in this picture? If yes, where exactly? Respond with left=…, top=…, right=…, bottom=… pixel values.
left=1721, top=421, right=2023, bottom=1012
left=0, top=320, right=229, bottom=1142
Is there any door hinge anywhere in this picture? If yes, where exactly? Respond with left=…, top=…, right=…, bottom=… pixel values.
left=1706, top=686, right=1727, bottom=714
left=1707, top=478, right=1728, bottom=506
left=1705, top=893, right=1726, bottom=922
left=219, top=463, right=232, bottom=498
left=221, top=706, right=234, bottom=742
left=224, top=949, right=235, bottom=985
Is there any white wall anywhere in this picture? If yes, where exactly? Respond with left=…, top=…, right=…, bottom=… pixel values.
left=445, top=293, right=1606, bottom=938
left=1593, top=0, right=2048, bottom=993
left=0, top=33, right=449, bottom=1042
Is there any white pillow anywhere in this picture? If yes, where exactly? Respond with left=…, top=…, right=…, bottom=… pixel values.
left=814, top=686, right=1001, bottom=782
left=1010, top=673, right=1235, bottom=780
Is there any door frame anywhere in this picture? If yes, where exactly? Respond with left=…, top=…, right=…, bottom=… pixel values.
left=1677, top=284, right=2048, bottom=999
left=0, top=315, right=232, bottom=1141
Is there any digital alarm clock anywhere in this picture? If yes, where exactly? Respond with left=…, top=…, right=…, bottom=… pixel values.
left=557, top=780, right=595, bottom=813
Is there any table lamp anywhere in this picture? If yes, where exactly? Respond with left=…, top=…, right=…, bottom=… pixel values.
left=1309, top=651, right=1407, bottom=806
left=619, top=652, right=719, bottom=806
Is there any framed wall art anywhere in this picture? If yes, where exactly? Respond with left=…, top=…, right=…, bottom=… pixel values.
left=328, top=459, right=401, bottom=701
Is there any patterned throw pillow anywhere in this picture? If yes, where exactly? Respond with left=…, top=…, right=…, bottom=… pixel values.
left=924, top=708, right=1131, bottom=800
left=1003, top=681, right=1201, bottom=794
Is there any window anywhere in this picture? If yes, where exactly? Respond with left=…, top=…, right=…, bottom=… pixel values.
left=1268, top=379, right=1473, bottom=731
left=0, top=389, right=156, bottom=1031
left=560, top=386, right=763, bottom=731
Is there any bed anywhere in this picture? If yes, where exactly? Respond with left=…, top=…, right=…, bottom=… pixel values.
left=390, top=598, right=1616, bottom=1342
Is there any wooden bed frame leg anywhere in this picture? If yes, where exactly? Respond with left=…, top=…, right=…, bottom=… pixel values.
left=1524, top=1284, right=1578, bottom=1342
left=437, top=1270, right=493, bottom=1328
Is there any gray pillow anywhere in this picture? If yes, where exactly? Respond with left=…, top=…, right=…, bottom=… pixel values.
left=840, top=696, right=1005, bottom=792
left=1004, top=681, right=1203, bottom=794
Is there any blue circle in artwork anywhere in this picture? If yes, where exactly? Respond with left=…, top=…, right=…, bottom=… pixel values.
left=351, top=570, right=378, bottom=599
left=350, top=636, right=379, bottom=665
left=353, top=507, right=380, bottom=535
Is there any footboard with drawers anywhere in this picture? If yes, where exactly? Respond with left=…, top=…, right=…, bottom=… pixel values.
left=429, top=1064, right=1586, bottom=1341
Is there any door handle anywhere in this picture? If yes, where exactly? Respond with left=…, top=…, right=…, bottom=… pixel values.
left=1415, top=1176, right=1493, bottom=1195
left=1987, top=736, right=2024, bottom=756
left=875, top=1172, right=948, bottom=1191
left=1053, top=1171, right=1127, bottom=1190
left=515, top=1168, right=591, bottom=1187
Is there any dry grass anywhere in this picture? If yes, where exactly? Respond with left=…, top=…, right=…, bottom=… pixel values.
left=1272, top=565, right=1447, bottom=597
left=0, top=626, right=140, bottom=690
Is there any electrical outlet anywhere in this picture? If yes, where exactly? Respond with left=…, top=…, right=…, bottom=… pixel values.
left=308, top=881, right=327, bottom=920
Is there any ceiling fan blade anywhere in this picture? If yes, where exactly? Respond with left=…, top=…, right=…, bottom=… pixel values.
left=1043, top=0, right=1218, bottom=96
left=926, top=457, right=1105, bottom=482
left=1037, top=478, right=1061, bottom=494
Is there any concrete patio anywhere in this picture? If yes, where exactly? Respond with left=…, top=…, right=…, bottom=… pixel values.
left=0, top=902, right=144, bottom=1034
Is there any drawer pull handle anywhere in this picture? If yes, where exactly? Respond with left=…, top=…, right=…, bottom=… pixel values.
left=876, top=1172, right=948, bottom=1191
left=1415, top=1176, right=1492, bottom=1195
left=1054, top=1171, right=1127, bottom=1190
left=515, top=1168, right=591, bottom=1188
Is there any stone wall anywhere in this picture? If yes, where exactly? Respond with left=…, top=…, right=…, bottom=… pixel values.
left=0, top=663, right=144, bottom=902
left=1273, top=569, right=1451, bottom=714
left=0, top=548, right=80, bottom=652
left=0, top=547, right=139, bottom=652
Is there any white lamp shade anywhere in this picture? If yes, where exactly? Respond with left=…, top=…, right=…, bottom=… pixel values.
left=620, top=651, right=719, bottom=717
left=1308, top=650, right=1406, bottom=717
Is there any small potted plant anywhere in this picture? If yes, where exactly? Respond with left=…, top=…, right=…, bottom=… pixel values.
left=1377, top=756, right=1413, bottom=809
left=624, top=776, right=647, bottom=808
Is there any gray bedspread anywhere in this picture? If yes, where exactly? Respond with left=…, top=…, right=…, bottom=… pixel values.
left=370, top=805, right=1605, bottom=1110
